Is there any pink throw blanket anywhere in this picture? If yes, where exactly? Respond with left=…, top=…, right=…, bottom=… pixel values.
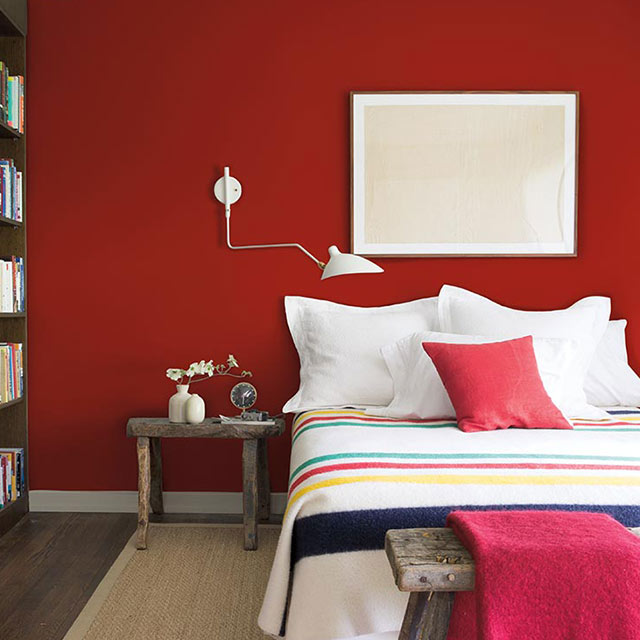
left=446, top=510, right=640, bottom=640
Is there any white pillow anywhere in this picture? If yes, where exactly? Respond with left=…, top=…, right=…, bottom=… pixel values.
left=282, top=296, right=439, bottom=413
left=438, top=285, right=611, bottom=418
left=584, top=320, right=640, bottom=406
left=372, top=331, right=595, bottom=420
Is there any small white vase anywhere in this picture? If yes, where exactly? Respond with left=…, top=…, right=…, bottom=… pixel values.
left=169, top=385, right=191, bottom=423
left=185, top=393, right=205, bottom=424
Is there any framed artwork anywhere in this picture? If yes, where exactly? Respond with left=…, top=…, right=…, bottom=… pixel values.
left=351, top=92, right=578, bottom=257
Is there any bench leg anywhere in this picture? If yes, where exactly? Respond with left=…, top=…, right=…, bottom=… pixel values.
left=257, top=438, right=270, bottom=522
left=136, top=436, right=151, bottom=550
left=149, top=437, right=164, bottom=515
left=399, top=591, right=454, bottom=640
left=242, top=439, right=259, bottom=550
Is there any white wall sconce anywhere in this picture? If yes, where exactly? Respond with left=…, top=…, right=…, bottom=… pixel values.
left=213, top=167, right=383, bottom=280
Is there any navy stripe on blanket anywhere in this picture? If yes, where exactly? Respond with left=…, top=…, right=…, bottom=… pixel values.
left=607, top=410, right=640, bottom=415
left=291, top=504, right=640, bottom=564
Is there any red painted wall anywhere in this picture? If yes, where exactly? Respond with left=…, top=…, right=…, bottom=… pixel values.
left=26, top=0, right=640, bottom=492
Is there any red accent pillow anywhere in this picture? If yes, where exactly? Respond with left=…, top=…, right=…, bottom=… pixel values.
left=422, top=336, right=572, bottom=433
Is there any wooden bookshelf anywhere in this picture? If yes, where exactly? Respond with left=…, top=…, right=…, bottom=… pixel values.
left=0, top=0, right=26, bottom=537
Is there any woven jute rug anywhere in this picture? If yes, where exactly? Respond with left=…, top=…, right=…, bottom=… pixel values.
left=63, top=524, right=280, bottom=640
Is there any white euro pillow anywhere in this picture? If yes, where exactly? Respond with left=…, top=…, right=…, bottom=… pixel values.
left=584, top=320, right=640, bottom=406
left=282, top=296, right=439, bottom=413
left=371, top=331, right=595, bottom=420
left=437, top=285, right=610, bottom=418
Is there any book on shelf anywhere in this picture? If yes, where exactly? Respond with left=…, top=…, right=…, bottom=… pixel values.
left=0, top=343, right=23, bottom=403
left=0, top=448, right=25, bottom=507
left=0, top=62, right=20, bottom=133
left=15, top=170, right=22, bottom=221
left=5, top=74, right=24, bottom=134
left=0, top=62, right=6, bottom=126
left=0, top=256, right=24, bottom=312
left=0, top=62, right=24, bottom=134
left=0, top=157, right=23, bottom=222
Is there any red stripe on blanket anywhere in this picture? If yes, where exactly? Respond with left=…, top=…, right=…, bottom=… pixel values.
left=288, top=461, right=640, bottom=496
left=292, top=414, right=440, bottom=435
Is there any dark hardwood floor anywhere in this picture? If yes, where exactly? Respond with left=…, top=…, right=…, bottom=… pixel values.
left=0, top=512, right=136, bottom=640
left=0, top=511, right=282, bottom=640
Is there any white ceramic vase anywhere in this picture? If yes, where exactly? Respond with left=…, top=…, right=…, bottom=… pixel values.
left=169, top=385, right=191, bottom=423
left=185, top=393, right=205, bottom=424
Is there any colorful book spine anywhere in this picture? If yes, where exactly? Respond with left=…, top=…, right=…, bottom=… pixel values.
left=0, top=158, right=12, bottom=219
left=19, top=256, right=24, bottom=311
left=0, top=164, right=6, bottom=218
left=15, top=170, right=22, bottom=221
left=0, top=449, right=24, bottom=500
left=0, top=344, right=22, bottom=403
left=2, top=65, right=7, bottom=125
left=0, top=260, right=10, bottom=312
left=0, top=159, right=23, bottom=222
left=0, top=456, right=6, bottom=506
left=3, top=163, right=10, bottom=218
left=7, top=452, right=14, bottom=501
left=0, top=447, right=26, bottom=508
left=3, top=347, right=8, bottom=401
left=11, top=256, right=16, bottom=312
left=0, top=62, right=5, bottom=123
left=0, top=452, right=12, bottom=502
left=0, top=256, right=25, bottom=311
left=6, top=75, right=14, bottom=128
left=0, top=61, right=24, bottom=132
left=5, top=75, right=23, bottom=133
left=18, top=75, right=23, bottom=133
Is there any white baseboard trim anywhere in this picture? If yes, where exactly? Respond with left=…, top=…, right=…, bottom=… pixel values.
left=29, top=490, right=288, bottom=514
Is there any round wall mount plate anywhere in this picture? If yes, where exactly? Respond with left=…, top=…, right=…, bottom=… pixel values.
left=214, top=175, right=242, bottom=205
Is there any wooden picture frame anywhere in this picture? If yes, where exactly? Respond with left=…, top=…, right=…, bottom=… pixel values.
left=351, top=91, right=579, bottom=257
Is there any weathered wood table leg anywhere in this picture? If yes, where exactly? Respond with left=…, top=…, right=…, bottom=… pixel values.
left=149, top=437, right=164, bottom=514
left=399, top=591, right=454, bottom=640
left=242, top=439, right=259, bottom=550
left=136, top=436, right=151, bottom=550
left=257, top=438, right=270, bottom=522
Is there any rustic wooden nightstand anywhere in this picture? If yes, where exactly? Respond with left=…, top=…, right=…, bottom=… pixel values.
left=126, top=416, right=285, bottom=551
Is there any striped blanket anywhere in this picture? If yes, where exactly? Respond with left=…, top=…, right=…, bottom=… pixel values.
left=259, top=409, right=640, bottom=640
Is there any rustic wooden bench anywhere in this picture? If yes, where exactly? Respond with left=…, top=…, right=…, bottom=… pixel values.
left=385, top=525, right=640, bottom=640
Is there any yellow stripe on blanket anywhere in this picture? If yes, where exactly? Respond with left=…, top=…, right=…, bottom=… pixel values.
left=285, top=473, right=640, bottom=518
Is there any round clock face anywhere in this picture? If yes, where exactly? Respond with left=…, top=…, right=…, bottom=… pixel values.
left=230, top=382, right=257, bottom=410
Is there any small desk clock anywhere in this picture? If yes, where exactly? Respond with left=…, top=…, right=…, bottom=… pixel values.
left=231, top=381, right=257, bottom=410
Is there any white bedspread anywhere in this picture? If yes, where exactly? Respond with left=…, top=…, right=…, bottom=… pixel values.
left=259, top=409, right=640, bottom=640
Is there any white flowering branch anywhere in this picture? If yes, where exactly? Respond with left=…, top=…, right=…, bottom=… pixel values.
left=166, top=355, right=252, bottom=386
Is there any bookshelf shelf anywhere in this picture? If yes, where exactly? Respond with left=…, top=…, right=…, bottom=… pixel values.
left=0, top=396, right=22, bottom=410
left=0, top=0, right=27, bottom=537
left=0, top=1, right=25, bottom=38
left=0, top=118, right=19, bottom=139
left=0, top=215, right=21, bottom=227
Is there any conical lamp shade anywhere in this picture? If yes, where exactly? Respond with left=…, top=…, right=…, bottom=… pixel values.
left=321, top=245, right=384, bottom=280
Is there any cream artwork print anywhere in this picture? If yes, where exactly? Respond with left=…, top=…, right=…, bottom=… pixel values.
left=351, top=92, right=578, bottom=256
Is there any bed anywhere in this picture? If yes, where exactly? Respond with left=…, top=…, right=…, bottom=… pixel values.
left=259, top=408, right=640, bottom=640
